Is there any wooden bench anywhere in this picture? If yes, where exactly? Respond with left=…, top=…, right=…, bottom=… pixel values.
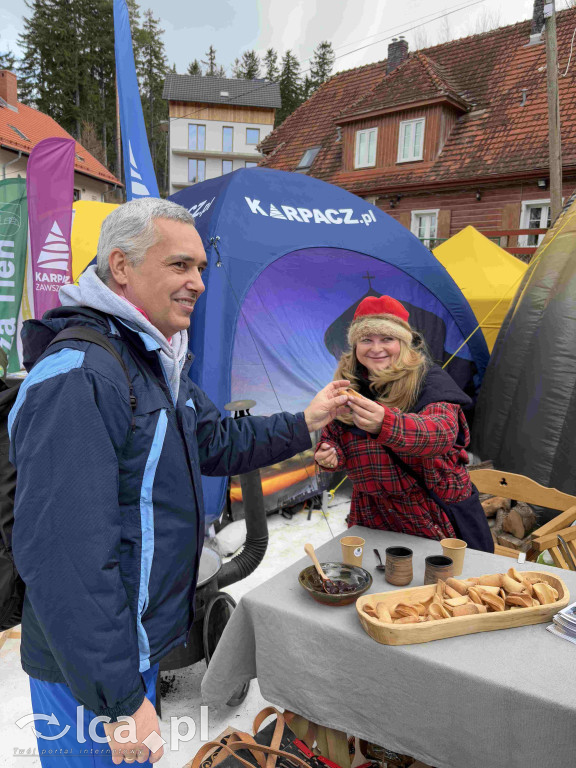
left=469, top=469, right=576, bottom=569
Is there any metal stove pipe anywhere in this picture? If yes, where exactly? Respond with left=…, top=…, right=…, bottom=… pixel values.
left=217, top=467, right=269, bottom=588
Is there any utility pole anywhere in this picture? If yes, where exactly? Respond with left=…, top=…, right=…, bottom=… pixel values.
left=545, top=0, right=562, bottom=223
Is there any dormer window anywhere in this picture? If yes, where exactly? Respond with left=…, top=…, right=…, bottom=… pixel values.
left=398, top=118, right=425, bottom=163
left=297, top=146, right=321, bottom=170
left=355, top=128, right=377, bottom=168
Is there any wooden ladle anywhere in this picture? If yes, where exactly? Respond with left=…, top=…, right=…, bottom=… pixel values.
left=304, top=542, right=337, bottom=594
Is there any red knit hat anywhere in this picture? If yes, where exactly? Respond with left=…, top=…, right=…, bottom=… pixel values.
left=348, top=295, right=412, bottom=348
left=353, top=295, right=409, bottom=322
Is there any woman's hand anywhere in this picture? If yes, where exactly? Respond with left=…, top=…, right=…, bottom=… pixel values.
left=315, top=442, right=339, bottom=469
left=347, top=397, right=385, bottom=435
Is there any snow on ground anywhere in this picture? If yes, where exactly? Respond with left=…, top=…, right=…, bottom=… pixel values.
left=0, top=486, right=351, bottom=768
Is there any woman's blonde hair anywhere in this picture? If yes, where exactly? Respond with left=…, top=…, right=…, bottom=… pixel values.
left=335, top=333, right=429, bottom=422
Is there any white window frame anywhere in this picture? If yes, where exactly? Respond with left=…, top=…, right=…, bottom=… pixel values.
left=188, top=124, right=206, bottom=151
left=354, top=128, right=378, bottom=169
left=519, top=199, right=553, bottom=247
left=245, top=161, right=258, bottom=168
left=222, top=159, right=233, bottom=175
left=397, top=117, right=425, bottom=163
left=411, top=209, right=439, bottom=248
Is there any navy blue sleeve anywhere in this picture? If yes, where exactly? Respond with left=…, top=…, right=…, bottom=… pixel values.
left=10, top=363, right=146, bottom=719
left=190, top=385, right=312, bottom=476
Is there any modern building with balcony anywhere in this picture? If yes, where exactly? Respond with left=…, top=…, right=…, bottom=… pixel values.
left=162, top=74, right=281, bottom=195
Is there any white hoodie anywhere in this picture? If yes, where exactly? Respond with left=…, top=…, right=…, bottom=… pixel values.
left=59, top=266, right=188, bottom=403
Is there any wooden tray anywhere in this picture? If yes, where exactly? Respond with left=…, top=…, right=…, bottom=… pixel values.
left=356, top=570, right=570, bottom=645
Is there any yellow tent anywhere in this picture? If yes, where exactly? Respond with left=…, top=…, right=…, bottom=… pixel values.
left=433, top=226, right=528, bottom=352
left=72, top=200, right=118, bottom=281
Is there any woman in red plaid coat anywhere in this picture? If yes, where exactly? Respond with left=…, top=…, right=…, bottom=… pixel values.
left=315, top=295, right=477, bottom=542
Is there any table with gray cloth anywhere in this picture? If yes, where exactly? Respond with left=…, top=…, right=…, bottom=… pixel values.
left=202, top=526, right=576, bottom=768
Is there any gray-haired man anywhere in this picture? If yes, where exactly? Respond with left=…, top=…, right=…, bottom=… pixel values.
left=10, top=198, right=350, bottom=766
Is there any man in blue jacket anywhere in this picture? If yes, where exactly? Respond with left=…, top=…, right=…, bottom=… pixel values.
left=9, top=198, right=350, bottom=766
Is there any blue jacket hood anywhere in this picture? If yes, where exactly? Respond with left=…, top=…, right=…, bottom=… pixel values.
left=21, top=306, right=112, bottom=372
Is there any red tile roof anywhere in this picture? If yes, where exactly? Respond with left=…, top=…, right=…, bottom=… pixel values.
left=261, top=9, right=576, bottom=194
left=340, top=53, right=470, bottom=119
left=0, top=99, right=120, bottom=186
left=261, top=61, right=388, bottom=180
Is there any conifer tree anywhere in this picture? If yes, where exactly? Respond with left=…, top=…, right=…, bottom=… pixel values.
left=263, top=48, right=279, bottom=81
left=137, top=8, right=169, bottom=193
left=187, top=59, right=202, bottom=76
left=80, top=121, right=107, bottom=165
left=83, top=0, right=116, bottom=169
left=235, top=50, right=260, bottom=79
left=16, top=0, right=171, bottom=190
left=276, top=50, right=302, bottom=126
left=231, top=57, right=241, bottom=78
left=0, top=35, right=16, bottom=71
left=202, top=45, right=218, bottom=76
left=309, top=41, right=334, bottom=91
left=301, top=74, right=314, bottom=101
left=19, top=0, right=86, bottom=135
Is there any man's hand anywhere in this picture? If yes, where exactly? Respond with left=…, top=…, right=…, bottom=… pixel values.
left=347, top=396, right=385, bottom=435
left=104, top=697, right=164, bottom=764
left=315, top=442, right=339, bottom=469
left=304, top=380, right=350, bottom=432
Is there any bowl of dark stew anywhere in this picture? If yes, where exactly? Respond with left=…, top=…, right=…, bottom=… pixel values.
left=298, top=561, right=373, bottom=606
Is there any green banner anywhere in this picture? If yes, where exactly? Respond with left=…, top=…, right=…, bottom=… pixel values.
left=0, top=179, right=27, bottom=376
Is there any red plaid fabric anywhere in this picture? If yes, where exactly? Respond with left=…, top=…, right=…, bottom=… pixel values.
left=317, top=402, right=473, bottom=541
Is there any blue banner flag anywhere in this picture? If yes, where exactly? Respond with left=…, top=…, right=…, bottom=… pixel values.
left=114, top=0, right=159, bottom=200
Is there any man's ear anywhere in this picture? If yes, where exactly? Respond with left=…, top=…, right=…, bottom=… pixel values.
left=108, top=248, right=129, bottom=286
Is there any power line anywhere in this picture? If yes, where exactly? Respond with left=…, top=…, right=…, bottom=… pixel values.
left=298, top=0, right=489, bottom=64
left=330, top=0, right=489, bottom=64
left=167, top=0, right=491, bottom=125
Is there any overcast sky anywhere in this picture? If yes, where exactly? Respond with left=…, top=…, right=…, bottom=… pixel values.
left=0, top=0, right=555, bottom=78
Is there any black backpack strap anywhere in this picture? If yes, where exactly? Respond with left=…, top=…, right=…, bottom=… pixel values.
left=383, top=444, right=452, bottom=516
left=48, top=327, right=137, bottom=414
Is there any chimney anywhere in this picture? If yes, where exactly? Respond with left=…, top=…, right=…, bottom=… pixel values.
left=528, top=0, right=545, bottom=45
left=387, top=37, right=409, bottom=75
left=0, top=70, right=18, bottom=107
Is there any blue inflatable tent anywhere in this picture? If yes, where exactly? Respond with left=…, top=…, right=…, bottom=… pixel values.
left=170, top=168, right=489, bottom=522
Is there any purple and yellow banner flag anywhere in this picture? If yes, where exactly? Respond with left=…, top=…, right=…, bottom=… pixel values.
left=27, top=137, right=75, bottom=318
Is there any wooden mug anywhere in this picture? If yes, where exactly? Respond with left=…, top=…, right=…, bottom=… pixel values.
left=424, top=555, right=454, bottom=585
left=384, top=546, right=413, bottom=586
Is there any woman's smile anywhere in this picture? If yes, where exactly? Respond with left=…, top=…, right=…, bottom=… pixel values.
left=356, top=335, right=401, bottom=372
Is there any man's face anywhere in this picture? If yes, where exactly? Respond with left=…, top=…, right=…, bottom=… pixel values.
left=118, top=219, right=207, bottom=339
